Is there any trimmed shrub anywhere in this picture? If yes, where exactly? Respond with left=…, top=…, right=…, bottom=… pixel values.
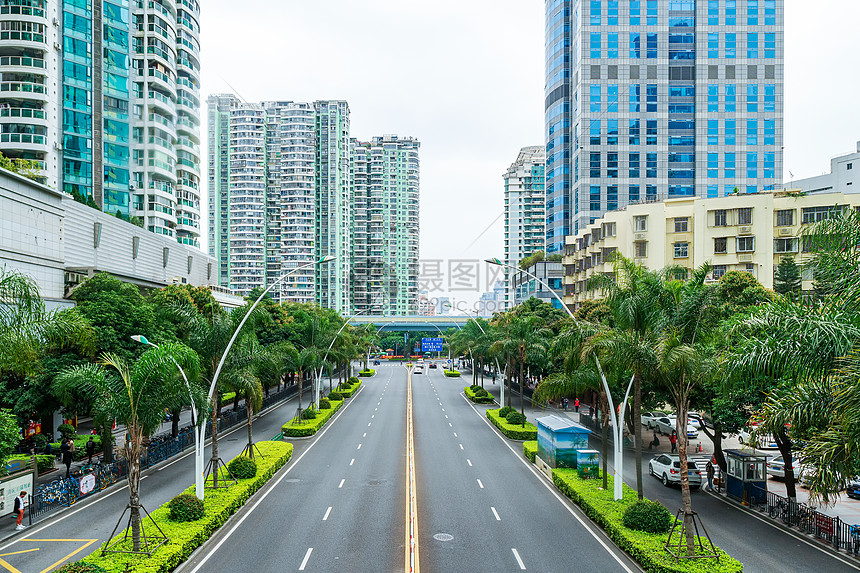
left=301, top=408, right=317, bottom=420
left=339, top=380, right=362, bottom=398
left=444, top=370, right=461, bottom=377
left=505, top=411, right=526, bottom=425
left=54, top=564, right=108, bottom=573
left=475, top=388, right=489, bottom=397
left=622, top=500, right=672, bottom=534
left=359, top=369, right=375, bottom=377
left=328, top=391, right=343, bottom=401
left=282, top=399, right=345, bottom=437
left=168, top=493, right=205, bottom=522
left=523, top=441, right=538, bottom=463
left=318, top=398, right=332, bottom=409
left=470, top=384, right=481, bottom=391
left=58, top=423, right=76, bottom=438
left=464, top=386, right=494, bottom=404
left=50, top=435, right=103, bottom=461
left=6, top=454, right=54, bottom=474
left=498, top=406, right=515, bottom=418
left=348, top=376, right=360, bottom=384
left=227, top=456, right=257, bottom=480
left=485, top=409, right=538, bottom=440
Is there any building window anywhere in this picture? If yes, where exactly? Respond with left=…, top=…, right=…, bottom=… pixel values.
left=713, top=210, right=727, bottom=227
left=776, top=209, right=794, bottom=227
left=849, top=163, right=854, bottom=171
left=736, top=236, right=755, bottom=252
left=774, top=238, right=798, bottom=254
left=634, top=241, right=647, bottom=258
left=714, top=237, right=727, bottom=254
left=674, top=217, right=689, bottom=233
left=713, top=265, right=727, bottom=279
left=737, top=207, right=753, bottom=225
left=802, top=205, right=845, bottom=224
left=634, top=215, right=647, bottom=232
left=674, top=242, right=689, bottom=259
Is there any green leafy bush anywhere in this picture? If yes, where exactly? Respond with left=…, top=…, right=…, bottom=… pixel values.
left=328, top=391, right=343, bottom=401
left=499, top=406, right=515, bottom=418
left=50, top=435, right=103, bottom=461
left=348, top=376, right=360, bottom=384
left=339, top=381, right=353, bottom=389
left=444, top=370, right=461, bottom=377
left=227, top=456, right=257, bottom=479
left=54, top=564, right=108, bottom=573
left=318, top=398, right=332, bottom=409
left=6, top=454, right=54, bottom=474
left=339, top=380, right=362, bottom=398
left=57, top=424, right=76, bottom=438
left=301, top=408, right=317, bottom=420
left=485, top=409, right=537, bottom=440
left=523, top=441, right=538, bottom=463
left=359, top=369, right=375, bottom=377
left=470, top=384, right=480, bottom=391
left=282, top=399, right=344, bottom=437
left=505, top=411, right=526, bottom=425
left=553, top=469, right=742, bottom=573
left=623, top=500, right=672, bottom=534
left=75, top=442, right=293, bottom=573
left=168, top=493, right=205, bottom=522
left=464, top=386, right=494, bottom=404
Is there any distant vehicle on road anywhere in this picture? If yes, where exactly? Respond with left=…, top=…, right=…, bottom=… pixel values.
left=373, top=359, right=380, bottom=365
left=641, top=411, right=665, bottom=428
left=766, top=455, right=805, bottom=480
left=648, top=454, right=703, bottom=488
left=846, top=477, right=860, bottom=499
left=738, top=427, right=779, bottom=449
left=653, top=416, right=698, bottom=439
left=414, top=366, right=423, bottom=374
left=429, top=363, right=437, bottom=369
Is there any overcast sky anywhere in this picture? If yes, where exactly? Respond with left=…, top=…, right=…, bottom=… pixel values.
left=200, top=0, right=860, bottom=305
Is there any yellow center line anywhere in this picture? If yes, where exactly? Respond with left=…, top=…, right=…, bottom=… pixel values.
left=405, top=368, right=420, bottom=573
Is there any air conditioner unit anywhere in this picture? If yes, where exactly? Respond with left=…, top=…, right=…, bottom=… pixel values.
left=634, top=233, right=647, bottom=241
left=52, top=17, right=59, bottom=26
left=738, top=226, right=753, bottom=235
left=778, top=227, right=793, bottom=237
left=54, top=42, right=62, bottom=51
left=738, top=254, right=753, bottom=262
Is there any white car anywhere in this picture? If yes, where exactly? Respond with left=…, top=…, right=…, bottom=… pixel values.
left=669, top=412, right=705, bottom=430
left=766, top=455, right=805, bottom=480
left=648, top=454, right=703, bottom=488
left=738, top=427, right=779, bottom=449
left=653, top=416, right=699, bottom=439
left=641, top=411, right=664, bottom=428
left=414, top=366, right=423, bottom=374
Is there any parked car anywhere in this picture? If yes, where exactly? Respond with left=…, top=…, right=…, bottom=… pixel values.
left=373, top=359, right=380, bottom=365
left=846, top=477, right=860, bottom=499
left=738, top=427, right=779, bottom=449
left=641, top=411, right=664, bottom=428
left=429, top=363, right=438, bottom=369
left=648, top=454, right=703, bottom=488
left=766, top=455, right=805, bottom=480
left=414, top=366, right=423, bottom=374
left=653, top=416, right=699, bottom=439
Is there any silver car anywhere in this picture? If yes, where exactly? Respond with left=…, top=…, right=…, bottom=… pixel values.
left=653, top=416, right=699, bottom=439
left=648, top=454, right=703, bottom=488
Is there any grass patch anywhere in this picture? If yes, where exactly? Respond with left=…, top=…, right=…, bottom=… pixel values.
left=553, top=469, right=743, bottom=573
left=523, top=441, right=538, bottom=463
left=464, top=386, right=494, bottom=404
left=358, top=369, right=375, bottom=377
left=50, top=435, right=103, bottom=461
left=337, top=380, right=362, bottom=398
left=486, top=408, right=538, bottom=440
left=444, top=370, right=461, bottom=377
left=76, top=441, right=293, bottom=572
left=281, top=399, right=344, bottom=437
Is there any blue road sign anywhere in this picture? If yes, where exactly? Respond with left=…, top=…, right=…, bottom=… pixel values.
left=422, top=337, right=443, bottom=352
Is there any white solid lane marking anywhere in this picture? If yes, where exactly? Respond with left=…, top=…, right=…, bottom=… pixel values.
left=350, top=458, right=355, bottom=466
left=299, top=548, right=313, bottom=570
left=459, top=444, right=464, bottom=450
left=338, top=479, right=345, bottom=488
left=512, top=548, right=526, bottom=570
left=477, top=479, right=484, bottom=489
left=492, top=507, right=501, bottom=521
left=467, top=459, right=472, bottom=466
left=323, top=507, right=332, bottom=521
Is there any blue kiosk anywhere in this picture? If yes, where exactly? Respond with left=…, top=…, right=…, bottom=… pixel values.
left=536, top=415, right=592, bottom=469
left=724, top=449, right=768, bottom=504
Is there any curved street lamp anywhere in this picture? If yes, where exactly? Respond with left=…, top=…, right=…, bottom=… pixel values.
left=485, top=257, right=633, bottom=501
left=314, top=306, right=381, bottom=406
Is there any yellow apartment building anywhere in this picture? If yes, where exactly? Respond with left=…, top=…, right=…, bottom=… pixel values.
left=562, top=190, right=860, bottom=308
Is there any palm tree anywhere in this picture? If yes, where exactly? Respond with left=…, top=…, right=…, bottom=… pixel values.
left=55, top=343, right=204, bottom=552
left=505, top=315, right=551, bottom=425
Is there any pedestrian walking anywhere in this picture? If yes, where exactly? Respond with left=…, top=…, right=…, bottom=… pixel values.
left=706, top=461, right=715, bottom=491
left=85, top=436, right=96, bottom=464
left=670, top=430, right=677, bottom=453
left=563, top=397, right=569, bottom=411
left=60, top=439, right=72, bottom=478
left=13, top=491, right=26, bottom=530
left=574, top=398, right=580, bottom=412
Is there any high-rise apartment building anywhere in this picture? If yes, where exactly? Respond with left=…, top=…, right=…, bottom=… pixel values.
left=207, top=97, right=420, bottom=313
left=544, top=0, right=784, bottom=251
left=352, top=135, right=420, bottom=316
left=0, top=0, right=202, bottom=246
left=503, top=146, right=546, bottom=309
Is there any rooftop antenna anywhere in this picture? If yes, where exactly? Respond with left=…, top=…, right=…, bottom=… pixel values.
left=218, top=74, right=248, bottom=104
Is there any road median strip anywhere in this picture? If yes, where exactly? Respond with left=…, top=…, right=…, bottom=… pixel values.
left=464, top=385, right=494, bottom=404
left=69, top=441, right=293, bottom=573
left=486, top=408, right=538, bottom=440
left=281, top=398, right=345, bottom=437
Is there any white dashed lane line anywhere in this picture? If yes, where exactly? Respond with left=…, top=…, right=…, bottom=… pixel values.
left=299, top=548, right=313, bottom=571
left=323, top=507, right=332, bottom=521
left=477, top=479, right=484, bottom=489
left=338, top=479, right=345, bottom=488
left=512, top=548, right=526, bottom=570
left=492, top=507, right=501, bottom=521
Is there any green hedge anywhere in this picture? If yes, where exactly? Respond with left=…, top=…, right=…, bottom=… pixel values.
left=486, top=409, right=538, bottom=440
left=464, top=386, right=494, bottom=404
left=523, top=441, right=538, bottom=463
left=51, top=435, right=103, bottom=461
left=76, top=441, right=293, bottom=572
left=6, top=454, right=55, bottom=474
left=444, top=370, right=461, bottom=377
left=358, top=369, right=375, bottom=377
left=552, top=469, right=743, bottom=573
left=281, top=399, right=344, bottom=437
left=338, top=380, right=362, bottom=398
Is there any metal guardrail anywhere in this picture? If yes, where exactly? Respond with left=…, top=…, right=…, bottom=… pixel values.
left=27, top=385, right=298, bottom=524
left=749, top=484, right=860, bottom=555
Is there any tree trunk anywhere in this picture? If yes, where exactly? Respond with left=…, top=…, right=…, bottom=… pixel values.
left=519, top=354, right=526, bottom=427
left=775, top=429, right=797, bottom=500
left=601, top=392, right=609, bottom=490
left=127, top=431, right=142, bottom=551
left=246, top=401, right=254, bottom=460
left=506, top=355, right=513, bottom=407
left=232, top=392, right=240, bottom=413
left=171, top=408, right=180, bottom=438
left=101, top=423, right=114, bottom=464
left=676, top=397, right=696, bottom=556
left=210, top=392, right=220, bottom=487
left=633, top=374, right=643, bottom=500
left=297, top=368, right=304, bottom=414
left=700, top=421, right=727, bottom=473
left=480, top=361, right=484, bottom=388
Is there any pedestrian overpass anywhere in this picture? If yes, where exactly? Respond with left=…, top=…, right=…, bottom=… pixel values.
left=349, top=315, right=480, bottom=332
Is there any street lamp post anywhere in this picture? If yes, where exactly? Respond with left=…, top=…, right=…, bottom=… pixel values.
left=130, top=334, right=204, bottom=499
left=486, top=257, right=632, bottom=501
left=314, top=306, right=380, bottom=407
left=463, top=308, right=506, bottom=406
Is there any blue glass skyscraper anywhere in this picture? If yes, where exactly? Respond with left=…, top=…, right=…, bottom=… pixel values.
left=545, top=0, right=784, bottom=250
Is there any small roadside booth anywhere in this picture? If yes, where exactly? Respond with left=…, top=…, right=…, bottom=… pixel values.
left=724, top=449, right=767, bottom=504
left=536, top=415, right=591, bottom=469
